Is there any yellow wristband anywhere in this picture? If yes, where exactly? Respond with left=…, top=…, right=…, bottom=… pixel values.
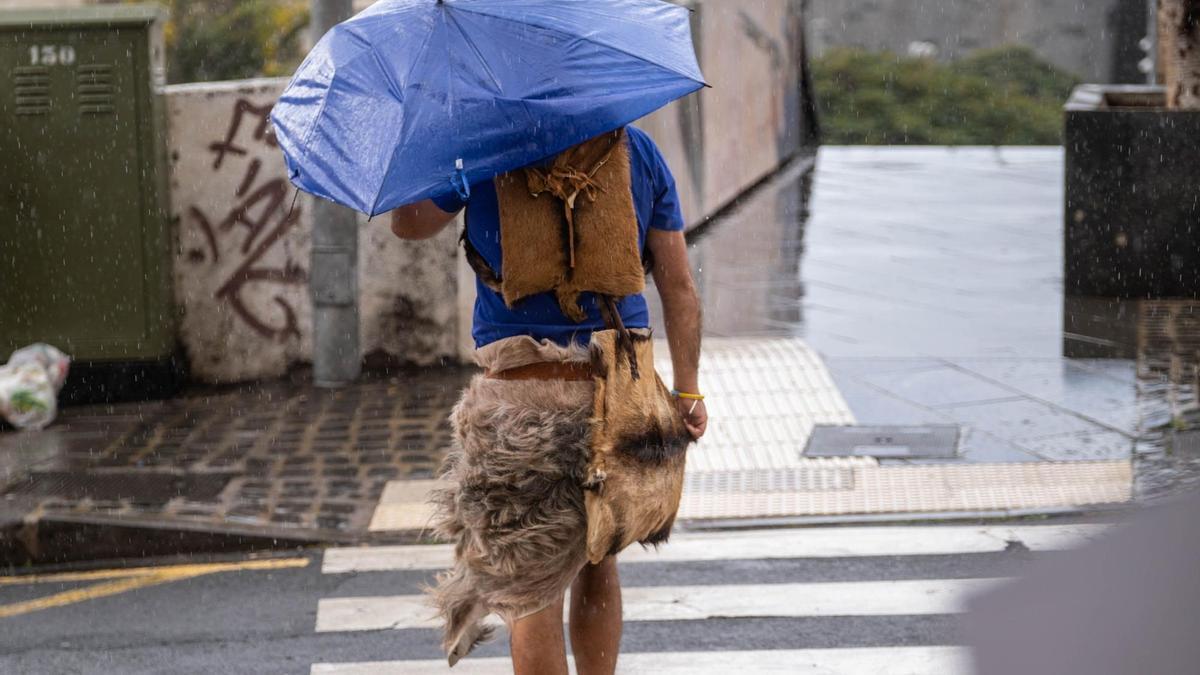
left=671, top=389, right=704, bottom=401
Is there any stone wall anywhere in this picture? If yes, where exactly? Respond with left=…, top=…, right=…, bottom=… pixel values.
left=807, top=0, right=1147, bottom=84
left=167, top=0, right=815, bottom=381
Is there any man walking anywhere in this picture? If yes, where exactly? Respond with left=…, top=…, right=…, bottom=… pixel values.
left=391, top=125, right=707, bottom=675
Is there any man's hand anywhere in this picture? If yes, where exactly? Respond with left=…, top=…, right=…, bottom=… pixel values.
left=390, top=199, right=460, bottom=240
left=675, top=397, right=707, bottom=440
left=648, top=229, right=706, bottom=441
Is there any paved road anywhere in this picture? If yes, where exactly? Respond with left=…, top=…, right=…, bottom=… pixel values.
left=0, top=522, right=1111, bottom=674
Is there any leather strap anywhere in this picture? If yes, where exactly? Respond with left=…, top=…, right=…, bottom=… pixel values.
left=486, top=361, right=594, bottom=381
left=598, top=294, right=640, bottom=381
left=524, top=132, right=623, bottom=270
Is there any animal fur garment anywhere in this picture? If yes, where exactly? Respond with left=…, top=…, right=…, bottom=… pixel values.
left=494, top=128, right=645, bottom=321
left=427, top=337, right=593, bottom=666
left=585, top=329, right=693, bottom=565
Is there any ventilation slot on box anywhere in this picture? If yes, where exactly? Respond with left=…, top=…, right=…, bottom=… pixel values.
left=14, top=66, right=50, bottom=116
left=77, top=64, right=114, bottom=115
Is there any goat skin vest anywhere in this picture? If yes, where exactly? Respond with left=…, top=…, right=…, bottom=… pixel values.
left=466, top=128, right=646, bottom=322
left=465, top=128, right=693, bottom=563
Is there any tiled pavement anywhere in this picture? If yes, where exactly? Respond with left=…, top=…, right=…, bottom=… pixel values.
left=0, top=368, right=470, bottom=557
left=825, top=357, right=1137, bottom=463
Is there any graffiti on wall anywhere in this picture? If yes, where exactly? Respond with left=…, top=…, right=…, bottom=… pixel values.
left=184, top=99, right=306, bottom=341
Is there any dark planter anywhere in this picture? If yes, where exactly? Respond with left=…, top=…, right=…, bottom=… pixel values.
left=1064, top=85, right=1200, bottom=298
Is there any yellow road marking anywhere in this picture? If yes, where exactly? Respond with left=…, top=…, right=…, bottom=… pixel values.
left=0, top=575, right=171, bottom=620
left=0, top=567, right=162, bottom=585
left=0, top=557, right=310, bottom=619
left=0, top=556, right=311, bottom=585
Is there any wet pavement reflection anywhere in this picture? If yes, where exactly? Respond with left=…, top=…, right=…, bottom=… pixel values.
left=1131, top=301, right=1200, bottom=499
left=652, top=147, right=1198, bottom=496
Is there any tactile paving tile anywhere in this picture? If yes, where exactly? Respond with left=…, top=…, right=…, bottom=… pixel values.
left=372, top=459, right=1132, bottom=531
left=369, top=338, right=1132, bottom=530
left=370, top=337, right=856, bottom=532
left=368, top=479, right=441, bottom=532
left=655, top=337, right=856, bottom=472
left=677, top=460, right=1133, bottom=520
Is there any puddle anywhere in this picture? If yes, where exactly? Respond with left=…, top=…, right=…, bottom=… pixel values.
left=1129, top=301, right=1200, bottom=500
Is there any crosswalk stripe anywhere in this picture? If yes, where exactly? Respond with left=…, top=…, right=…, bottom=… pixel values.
left=315, top=577, right=1006, bottom=632
left=321, top=523, right=1108, bottom=574
left=311, top=646, right=972, bottom=674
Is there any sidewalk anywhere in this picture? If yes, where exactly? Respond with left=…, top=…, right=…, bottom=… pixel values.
left=369, top=335, right=1130, bottom=536
left=1, top=368, right=470, bottom=564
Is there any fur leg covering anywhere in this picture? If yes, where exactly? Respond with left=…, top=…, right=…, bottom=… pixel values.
left=584, top=330, right=692, bottom=564
left=427, top=372, right=593, bottom=665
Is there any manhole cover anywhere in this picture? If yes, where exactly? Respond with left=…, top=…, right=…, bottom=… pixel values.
left=804, top=425, right=960, bottom=459
left=3, top=471, right=233, bottom=506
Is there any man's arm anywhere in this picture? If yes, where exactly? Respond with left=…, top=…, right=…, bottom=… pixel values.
left=647, top=228, right=707, bottom=439
left=390, top=199, right=460, bottom=240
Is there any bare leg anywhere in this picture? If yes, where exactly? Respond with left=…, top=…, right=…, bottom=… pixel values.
left=510, top=596, right=569, bottom=675
left=569, top=556, right=623, bottom=675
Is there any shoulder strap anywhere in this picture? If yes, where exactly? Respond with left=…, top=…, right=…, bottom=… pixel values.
left=459, top=226, right=503, bottom=293
left=597, top=294, right=641, bottom=381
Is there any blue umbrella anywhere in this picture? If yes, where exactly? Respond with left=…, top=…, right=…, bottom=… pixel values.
left=271, top=0, right=706, bottom=216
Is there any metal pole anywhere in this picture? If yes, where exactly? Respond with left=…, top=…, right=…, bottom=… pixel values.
left=1148, top=0, right=1159, bottom=84
left=310, top=0, right=360, bottom=387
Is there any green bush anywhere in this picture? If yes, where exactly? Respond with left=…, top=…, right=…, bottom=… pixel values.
left=157, top=0, right=309, bottom=84
left=812, top=46, right=1080, bottom=145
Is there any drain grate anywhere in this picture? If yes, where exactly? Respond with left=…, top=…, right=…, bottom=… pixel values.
left=3, top=471, right=233, bottom=506
left=805, top=425, right=960, bottom=459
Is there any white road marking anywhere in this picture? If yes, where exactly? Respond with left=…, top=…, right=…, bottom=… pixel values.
left=321, top=523, right=1109, bottom=574
left=315, top=577, right=1006, bottom=632
left=311, top=646, right=972, bottom=674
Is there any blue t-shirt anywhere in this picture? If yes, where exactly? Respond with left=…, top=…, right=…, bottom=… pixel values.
left=434, top=126, right=685, bottom=347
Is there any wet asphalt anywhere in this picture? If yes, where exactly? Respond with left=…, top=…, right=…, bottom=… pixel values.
left=0, top=538, right=1053, bottom=674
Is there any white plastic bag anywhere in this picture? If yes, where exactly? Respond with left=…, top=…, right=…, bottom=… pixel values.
left=0, top=343, right=71, bottom=431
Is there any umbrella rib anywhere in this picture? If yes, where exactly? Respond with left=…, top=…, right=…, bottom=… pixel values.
left=443, top=9, right=504, bottom=95
left=369, top=11, right=443, bottom=215
left=441, top=7, right=543, bottom=138
left=292, top=65, right=335, bottom=189
left=368, top=46, right=405, bottom=103
left=399, top=15, right=440, bottom=97
left=445, top=3, right=706, bottom=86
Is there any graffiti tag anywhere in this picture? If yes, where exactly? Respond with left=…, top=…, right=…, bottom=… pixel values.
left=187, top=98, right=306, bottom=341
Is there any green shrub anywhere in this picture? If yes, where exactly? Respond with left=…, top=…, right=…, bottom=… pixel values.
left=812, top=46, right=1080, bottom=145
left=156, top=0, right=309, bottom=84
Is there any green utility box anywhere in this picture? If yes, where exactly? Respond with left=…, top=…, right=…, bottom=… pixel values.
left=0, top=5, right=174, bottom=375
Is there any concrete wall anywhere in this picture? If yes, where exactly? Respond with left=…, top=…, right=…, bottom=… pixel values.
left=167, top=0, right=814, bottom=381
left=639, top=0, right=811, bottom=224
left=167, top=79, right=457, bottom=383
left=807, top=0, right=1147, bottom=84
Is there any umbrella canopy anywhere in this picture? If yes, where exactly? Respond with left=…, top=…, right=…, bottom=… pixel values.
left=271, top=0, right=706, bottom=216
